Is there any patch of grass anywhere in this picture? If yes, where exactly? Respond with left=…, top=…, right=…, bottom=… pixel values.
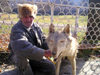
left=42, top=27, right=49, bottom=35
left=0, top=13, right=18, bottom=22
left=78, top=49, right=92, bottom=58
left=35, top=15, right=88, bottom=26
left=0, top=24, right=13, bottom=34
left=0, top=13, right=88, bottom=26
left=77, top=31, right=86, bottom=43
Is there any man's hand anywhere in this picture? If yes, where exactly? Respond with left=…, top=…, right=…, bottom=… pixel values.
left=44, top=50, right=52, bottom=57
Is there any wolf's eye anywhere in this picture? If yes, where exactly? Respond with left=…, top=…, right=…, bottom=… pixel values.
left=60, top=40, right=64, bottom=43
left=50, top=40, right=53, bottom=43
left=49, top=40, right=54, bottom=44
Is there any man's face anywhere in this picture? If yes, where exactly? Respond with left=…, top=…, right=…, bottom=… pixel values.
left=21, top=16, right=34, bottom=28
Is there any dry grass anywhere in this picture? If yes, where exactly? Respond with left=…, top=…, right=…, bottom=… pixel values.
left=0, top=33, right=10, bottom=52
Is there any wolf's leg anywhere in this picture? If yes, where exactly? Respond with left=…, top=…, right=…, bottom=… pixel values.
left=55, top=58, right=61, bottom=75
left=68, top=56, right=76, bottom=75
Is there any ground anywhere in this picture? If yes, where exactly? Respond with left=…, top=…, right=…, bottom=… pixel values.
left=0, top=57, right=100, bottom=75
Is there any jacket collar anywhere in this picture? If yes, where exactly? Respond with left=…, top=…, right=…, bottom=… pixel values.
left=18, top=20, right=35, bottom=32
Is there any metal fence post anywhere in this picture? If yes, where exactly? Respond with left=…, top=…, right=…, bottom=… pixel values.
left=50, top=3, right=54, bottom=24
left=75, top=7, right=80, bottom=34
left=32, top=0, right=34, bottom=4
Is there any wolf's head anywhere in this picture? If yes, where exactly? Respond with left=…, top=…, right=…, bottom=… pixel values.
left=47, top=24, right=78, bottom=59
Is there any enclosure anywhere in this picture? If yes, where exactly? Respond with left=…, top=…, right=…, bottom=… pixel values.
left=0, top=0, right=100, bottom=75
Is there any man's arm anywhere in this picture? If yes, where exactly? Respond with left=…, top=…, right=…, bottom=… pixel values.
left=10, top=28, right=45, bottom=61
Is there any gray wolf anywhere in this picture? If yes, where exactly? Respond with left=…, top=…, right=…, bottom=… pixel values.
left=47, top=24, right=78, bottom=75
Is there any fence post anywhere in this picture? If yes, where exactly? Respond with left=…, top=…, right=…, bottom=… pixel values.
left=75, top=7, right=79, bottom=34
left=32, top=0, right=34, bottom=4
left=23, top=0, right=24, bottom=3
left=50, top=3, right=54, bottom=24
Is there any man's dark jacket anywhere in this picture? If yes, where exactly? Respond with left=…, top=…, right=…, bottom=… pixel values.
left=9, top=20, right=48, bottom=75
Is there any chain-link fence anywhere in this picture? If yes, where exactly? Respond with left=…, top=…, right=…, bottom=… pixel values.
left=0, top=0, right=100, bottom=74
left=0, top=0, right=100, bottom=51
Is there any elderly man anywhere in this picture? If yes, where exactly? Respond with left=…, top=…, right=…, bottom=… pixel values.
left=8, top=3, right=55, bottom=75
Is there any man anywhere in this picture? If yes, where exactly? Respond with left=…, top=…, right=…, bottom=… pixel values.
left=9, top=3, right=55, bottom=75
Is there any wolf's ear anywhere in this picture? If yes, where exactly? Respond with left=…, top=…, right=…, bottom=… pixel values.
left=49, top=23, right=55, bottom=33
left=63, top=24, right=70, bottom=35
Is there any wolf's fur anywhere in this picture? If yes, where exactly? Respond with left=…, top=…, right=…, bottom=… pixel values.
left=47, top=24, right=78, bottom=75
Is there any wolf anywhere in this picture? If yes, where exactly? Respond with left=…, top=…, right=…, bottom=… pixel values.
left=46, top=24, right=78, bottom=75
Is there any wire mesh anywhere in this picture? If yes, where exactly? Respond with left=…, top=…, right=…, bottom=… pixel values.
left=0, top=0, right=99, bottom=50
left=0, top=0, right=100, bottom=74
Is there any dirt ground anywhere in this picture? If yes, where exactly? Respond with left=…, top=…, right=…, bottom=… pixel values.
left=0, top=58, right=100, bottom=75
